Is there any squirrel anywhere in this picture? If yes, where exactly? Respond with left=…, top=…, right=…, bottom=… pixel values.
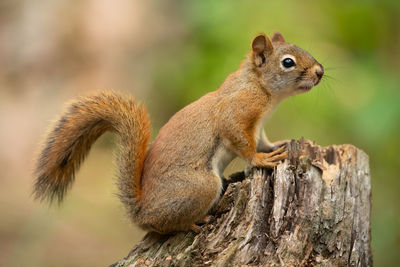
left=33, top=32, right=324, bottom=234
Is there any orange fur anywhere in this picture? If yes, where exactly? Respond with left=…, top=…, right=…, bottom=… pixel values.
left=33, top=92, right=151, bottom=208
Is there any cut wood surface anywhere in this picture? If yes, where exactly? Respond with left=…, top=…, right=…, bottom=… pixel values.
left=112, top=139, right=372, bottom=267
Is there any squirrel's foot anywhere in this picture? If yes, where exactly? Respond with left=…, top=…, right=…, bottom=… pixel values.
left=251, top=146, right=288, bottom=168
left=190, top=224, right=201, bottom=233
left=197, top=215, right=213, bottom=224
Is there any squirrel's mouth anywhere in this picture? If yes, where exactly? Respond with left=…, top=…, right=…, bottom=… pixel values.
left=297, top=81, right=314, bottom=91
left=297, top=76, right=321, bottom=91
left=297, top=85, right=313, bottom=91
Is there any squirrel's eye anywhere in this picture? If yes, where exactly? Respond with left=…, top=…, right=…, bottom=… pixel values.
left=282, top=58, right=296, bottom=68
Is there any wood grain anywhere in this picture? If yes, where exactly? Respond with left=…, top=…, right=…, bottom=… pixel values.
left=112, top=139, right=372, bottom=267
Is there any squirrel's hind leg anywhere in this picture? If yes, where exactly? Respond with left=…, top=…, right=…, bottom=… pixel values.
left=138, top=171, right=222, bottom=234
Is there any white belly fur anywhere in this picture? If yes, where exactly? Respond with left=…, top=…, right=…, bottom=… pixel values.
left=254, top=104, right=278, bottom=145
left=211, top=143, right=236, bottom=178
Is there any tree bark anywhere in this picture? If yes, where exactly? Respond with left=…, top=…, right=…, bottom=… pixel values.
left=111, top=139, right=372, bottom=267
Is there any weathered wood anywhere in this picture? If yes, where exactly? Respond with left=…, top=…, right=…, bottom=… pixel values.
left=112, top=139, right=372, bottom=267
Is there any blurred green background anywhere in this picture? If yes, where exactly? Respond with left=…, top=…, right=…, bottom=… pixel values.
left=0, top=0, right=399, bottom=266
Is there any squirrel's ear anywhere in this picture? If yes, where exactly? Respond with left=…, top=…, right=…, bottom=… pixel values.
left=271, top=32, right=285, bottom=43
left=251, top=34, right=273, bottom=67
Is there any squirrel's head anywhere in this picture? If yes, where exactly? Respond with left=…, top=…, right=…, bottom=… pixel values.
left=250, top=32, right=324, bottom=100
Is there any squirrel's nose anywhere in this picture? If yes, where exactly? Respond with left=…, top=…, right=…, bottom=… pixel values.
left=315, top=65, right=324, bottom=79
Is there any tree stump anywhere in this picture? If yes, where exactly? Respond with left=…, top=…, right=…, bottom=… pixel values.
left=111, top=139, right=372, bottom=267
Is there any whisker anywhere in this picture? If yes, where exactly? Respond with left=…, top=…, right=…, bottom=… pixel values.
left=322, top=75, right=342, bottom=86
left=319, top=81, right=337, bottom=97
left=322, top=74, right=337, bottom=81
left=324, top=66, right=346, bottom=71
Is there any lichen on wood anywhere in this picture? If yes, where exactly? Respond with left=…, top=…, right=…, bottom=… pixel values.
left=111, top=139, right=372, bottom=267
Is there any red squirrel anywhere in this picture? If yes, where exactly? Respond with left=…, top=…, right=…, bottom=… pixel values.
left=34, top=32, right=324, bottom=234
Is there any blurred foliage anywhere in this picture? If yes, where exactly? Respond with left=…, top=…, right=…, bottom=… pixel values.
left=0, top=0, right=399, bottom=266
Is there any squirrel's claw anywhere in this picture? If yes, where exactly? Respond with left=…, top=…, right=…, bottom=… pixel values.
left=190, top=224, right=202, bottom=233
left=269, top=152, right=288, bottom=162
left=265, top=145, right=286, bottom=157
left=272, top=140, right=290, bottom=150
left=251, top=147, right=288, bottom=168
left=197, top=215, right=213, bottom=224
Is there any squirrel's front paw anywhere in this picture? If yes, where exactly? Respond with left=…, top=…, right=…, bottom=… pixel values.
left=271, top=139, right=290, bottom=150
left=251, top=146, right=288, bottom=168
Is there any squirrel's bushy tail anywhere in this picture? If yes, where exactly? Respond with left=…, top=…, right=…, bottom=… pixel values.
left=33, top=92, right=151, bottom=212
